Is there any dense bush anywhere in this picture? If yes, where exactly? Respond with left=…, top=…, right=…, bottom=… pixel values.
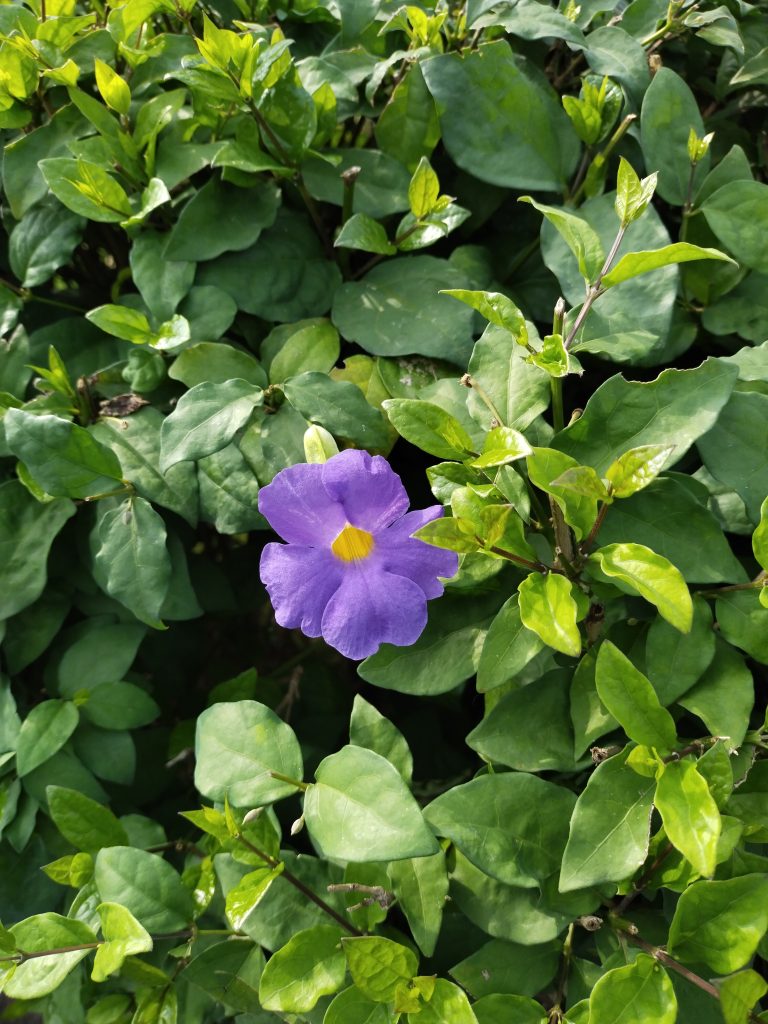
left=1, top=0, right=768, bottom=1021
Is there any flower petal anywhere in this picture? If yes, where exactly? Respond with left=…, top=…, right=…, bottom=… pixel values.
left=375, top=506, right=459, bottom=599
left=258, top=462, right=346, bottom=546
left=320, top=564, right=428, bottom=660
left=321, top=449, right=409, bottom=532
left=260, top=543, right=342, bottom=636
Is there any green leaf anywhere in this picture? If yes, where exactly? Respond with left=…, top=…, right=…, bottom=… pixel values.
left=421, top=40, right=578, bottom=191
left=449, top=850, right=572, bottom=945
left=640, top=67, right=707, bottom=205
left=226, top=865, right=285, bottom=931
left=555, top=358, right=738, bottom=474
left=383, top=399, right=474, bottom=459
left=645, top=598, right=715, bottom=705
left=667, top=874, right=768, bottom=973
left=719, top=970, right=768, bottom=1024
left=300, top=149, right=410, bottom=219
left=587, top=955, right=677, bottom=1024
left=283, top=372, right=390, bottom=450
left=81, top=682, right=159, bottom=731
left=527, top=447, right=597, bottom=541
left=349, top=695, right=413, bottom=783
left=440, top=288, right=527, bottom=340
left=94, top=847, right=194, bottom=932
left=468, top=670, right=576, bottom=773
left=559, top=748, right=655, bottom=892
left=408, top=156, right=440, bottom=218
left=678, top=640, right=753, bottom=750
left=90, top=497, right=172, bottom=626
left=86, top=304, right=154, bottom=345
left=332, top=255, right=476, bottom=363
left=654, top=760, right=721, bottom=877
left=325, top=987, right=393, bottom=1024
left=343, top=935, right=418, bottom=1003
left=335, top=213, right=396, bottom=256
left=476, top=595, right=544, bottom=693
left=451, top=940, right=558, bottom=1003
left=466, top=325, right=550, bottom=432
left=414, top=516, right=478, bottom=554
left=520, top=197, right=604, bottom=282
left=6, top=914, right=96, bottom=999
left=469, top=426, right=533, bottom=469
left=160, top=379, right=263, bottom=471
left=551, top=465, right=610, bottom=501
left=183, top=940, right=265, bottom=1015
left=702, top=180, right=768, bottom=272
left=9, top=199, right=84, bottom=288
left=91, top=902, right=152, bottom=982
left=259, top=925, right=345, bottom=1013
left=387, top=852, right=447, bottom=958
left=164, top=177, right=280, bottom=261
left=601, top=243, right=735, bottom=289
left=716, top=589, right=768, bottom=665
left=424, top=773, right=575, bottom=887
left=587, top=543, right=692, bottom=633
left=94, top=59, right=131, bottom=116
left=92, top=409, right=198, bottom=527
left=518, top=573, right=582, bottom=658
left=198, top=443, right=265, bottom=535
left=604, top=445, right=674, bottom=498
left=4, top=410, right=124, bottom=499
left=0, top=480, right=75, bottom=619
left=375, top=62, right=440, bottom=172
left=16, top=700, right=79, bottom=777
left=197, top=208, right=341, bottom=322
left=40, top=157, right=133, bottom=222
left=597, top=478, right=745, bottom=584
left=595, top=641, right=677, bottom=751
left=698, top=391, right=768, bottom=524
left=129, top=230, right=195, bottom=324
left=753, top=496, right=768, bottom=570
left=195, top=700, right=303, bottom=807
left=263, top=318, right=340, bottom=384
left=571, top=646, right=617, bottom=758
left=303, top=745, right=438, bottom=862
left=473, top=993, right=547, bottom=1023
left=615, top=157, right=658, bottom=226
left=411, top=979, right=478, bottom=1023
left=47, top=785, right=128, bottom=852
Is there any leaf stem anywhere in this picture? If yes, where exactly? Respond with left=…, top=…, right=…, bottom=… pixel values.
left=563, top=224, right=626, bottom=351
left=580, top=501, right=610, bottom=554
left=460, top=373, right=505, bottom=427
left=234, top=834, right=362, bottom=936
left=268, top=770, right=308, bottom=791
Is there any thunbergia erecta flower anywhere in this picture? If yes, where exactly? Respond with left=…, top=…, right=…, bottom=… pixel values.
left=258, top=449, right=459, bottom=660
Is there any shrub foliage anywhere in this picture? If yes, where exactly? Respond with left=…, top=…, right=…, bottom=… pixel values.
left=0, top=1, right=767, bottom=1022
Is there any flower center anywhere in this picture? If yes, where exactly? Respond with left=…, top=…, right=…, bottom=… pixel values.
left=331, top=523, right=375, bottom=563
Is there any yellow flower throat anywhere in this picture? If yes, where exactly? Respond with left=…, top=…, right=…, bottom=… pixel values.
left=331, top=524, right=375, bottom=562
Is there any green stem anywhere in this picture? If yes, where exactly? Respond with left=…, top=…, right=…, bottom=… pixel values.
left=563, top=224, right=626, bottom=351
left=460, top=373, right=505, bottom=427
left=482, top=541, right=550, bottom=573
left=570, top=115, right=637, bottom=207
left=268, top=771, right=308, bottom=792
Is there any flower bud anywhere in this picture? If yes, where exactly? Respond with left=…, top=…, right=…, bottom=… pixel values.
left=303, top=424, right=339, bottom=464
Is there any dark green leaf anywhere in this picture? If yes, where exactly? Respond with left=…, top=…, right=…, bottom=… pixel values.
left=421, top=41, right=578, bottom=191
left=5, top=410, right=124, bottom=499
left=559, top=748, right=655, bottom=891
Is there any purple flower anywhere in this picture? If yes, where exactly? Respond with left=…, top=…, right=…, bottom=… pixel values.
left=258, top=449, right=459, bottom=660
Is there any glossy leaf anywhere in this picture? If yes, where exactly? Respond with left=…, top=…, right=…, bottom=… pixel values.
left=559, top=749, right=655, bottom=891
left=259, top=925, right=345, bottom=1013
left=518, top=573, right=582, bottom=657
left=304, top=746, right=438, bottom=862
left=588, top=543, right=692, bottom=633
left=595, top=641, right=677, bottom=751
left=655, top=760, right=721, bottom=877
